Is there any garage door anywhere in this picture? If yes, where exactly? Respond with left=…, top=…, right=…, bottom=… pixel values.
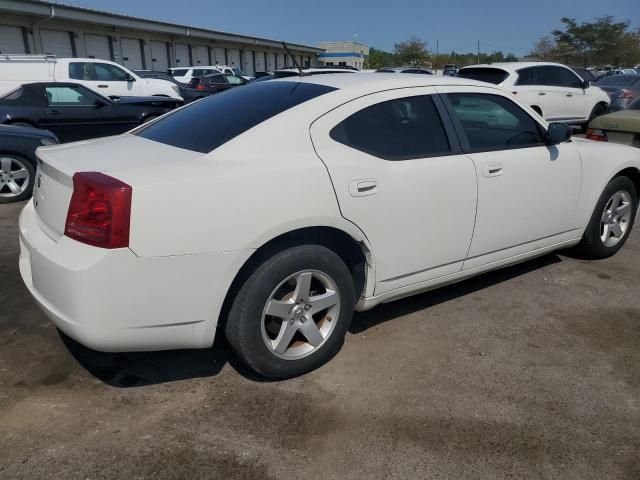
left=120, top=38, right=143, bottom=69
left=150, top=41, right=169, bottom=71
left=174, top=43, right=190, bottom=66
left=194, top=45, right=209, bottom=65
left=227, top=49, right=240, bottom=69
left=0, top=25, right=26, bottom=54
left=243, top=50, right=254, bottom=75
left=212, top=47, right=225, bottom=65
left=40, top=29, right=74, bottom=57
left=85, top=34, right=111, bottom=60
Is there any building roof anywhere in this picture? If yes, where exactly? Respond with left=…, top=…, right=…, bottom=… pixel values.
left=0, top=0, right=323, bottom=53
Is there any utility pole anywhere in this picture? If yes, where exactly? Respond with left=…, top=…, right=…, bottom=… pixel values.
left=477, top=40, right=480, bottom=64
left=435, top=40, right=439, bottom=73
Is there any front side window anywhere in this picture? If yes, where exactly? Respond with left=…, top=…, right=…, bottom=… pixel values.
left=170, top=69, right=189, bottom=77
left=69, top=62, right=129, bottom=81
left=330, top=95, right=450, bottom=160
left=45, top=86, right=98, bottom=106
left=136, top=81, right=336, bottom=153
left=535, top=66, right=582, bottom=88
left=446, top=93, right=544, bottom=151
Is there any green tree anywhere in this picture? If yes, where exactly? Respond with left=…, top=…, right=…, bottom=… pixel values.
left=365, top=48, right=397, bottom=69
left=393, top=36, right=430, bottom=66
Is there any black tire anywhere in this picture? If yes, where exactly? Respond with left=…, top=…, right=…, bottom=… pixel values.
left=574, top=176, right=637, bottom=259
left=582, top=103, right=607, bottom=133
left=225, top=245, right=356, bottom=379
left=0, top=154, right=36, bottom=204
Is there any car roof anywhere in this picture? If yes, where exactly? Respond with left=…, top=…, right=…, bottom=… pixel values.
left=460, top=62, right=571, bottom=72
left=271, top=72, right=491, bottom=92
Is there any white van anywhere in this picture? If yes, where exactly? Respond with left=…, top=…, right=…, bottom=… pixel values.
left=0, top=55, right=183, bottom=100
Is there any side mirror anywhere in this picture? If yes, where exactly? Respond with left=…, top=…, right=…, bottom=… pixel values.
left=93, top=98, right=107, bottom=109
left=126, top=74, right=136, bottom=82
left=581, top=79, right=590, bottom=89
left=546, top=122, right=572, bottom=144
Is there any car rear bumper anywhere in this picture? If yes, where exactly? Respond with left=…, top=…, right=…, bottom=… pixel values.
left=19, top=200, right=252, bottom=352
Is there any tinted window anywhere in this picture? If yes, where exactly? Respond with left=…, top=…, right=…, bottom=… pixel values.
left=137, top=81, right=336, bottom=153
left=515, top=67, right=536, bottom=86
left=330, top=95, right=450, bottom=160
left=170, top=69, right=189, bottom=77
left=402, top=69, right=431, bottom=74
left=446, top=93, right=544, bottom=151
left=535, top=66, right=582, bottom=88
left=69, top=62, right=129, bottom=81
left=571, top=67, right=596, bottom=83
left=457, top=68, right=509, bottom=85
left=46, top=86, right=98, bottom=106
left=0, top=85, right=47, bottom=106
left=226, top=75, right=244, bottom=85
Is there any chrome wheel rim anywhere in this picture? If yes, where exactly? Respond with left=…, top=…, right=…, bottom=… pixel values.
left=600, top=190, right=632, bottom=247
left=0, top=156, right=30, bottom=198
left=261, top=270, right=340, bottom=360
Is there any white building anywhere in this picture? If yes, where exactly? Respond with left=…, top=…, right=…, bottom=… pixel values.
left=317, top=41, right=369, bottom=70
left=0, top=0, right=323, bottom=74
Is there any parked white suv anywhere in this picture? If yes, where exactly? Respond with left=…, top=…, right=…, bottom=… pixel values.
left=169, top=65, right=253, bottom=84
left=457, top=62, right=610, bottom=128
left=0, top=55, right=182, bottom=100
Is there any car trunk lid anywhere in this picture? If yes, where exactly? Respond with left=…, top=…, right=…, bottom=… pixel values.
left=32, top=134, right=203, bottom=240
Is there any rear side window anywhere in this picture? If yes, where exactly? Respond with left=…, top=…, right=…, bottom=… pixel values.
left=136, top=81, right=336, bottom=153
left=445, top=93, right=544, bottom=151
left=170, top=69, right=188, bottom=77
left=533, top=66, right=582, bottom=88
left=457, top=68, right=509, bottom=84
left=0, top=85, right=47, bottom=106
left=330, top=95, right=450, bottom=160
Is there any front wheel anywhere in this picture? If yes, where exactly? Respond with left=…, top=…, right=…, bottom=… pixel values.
left=225, top=245, right=355, bottom=379
left=0, top=154, right=35, bottom=204
left=575, top=176, right=637, bottom=259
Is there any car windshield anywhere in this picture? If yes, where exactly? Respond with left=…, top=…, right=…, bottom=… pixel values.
left=136, top=81, right=337, bottom=153
left=457, top=68, right=509, bottom=84
left=598, top=75, right=639, bottom=87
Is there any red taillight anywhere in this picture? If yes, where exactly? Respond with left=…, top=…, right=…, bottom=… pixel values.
left=196, top=84, right=206, bottom=91
left=64, top=172, right=132, bottom=249
left=585, top=128, right=608, bottom=142
left=619, top=89, right=634, bottom=99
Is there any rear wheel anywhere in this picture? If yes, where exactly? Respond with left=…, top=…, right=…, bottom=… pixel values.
left=575, top=176, right=637, bottom=259
left=225, top=245, right=355, bottom=379
left=583, top=103, right=607, bottom=133
left=0, top=154, right=35, bottom=204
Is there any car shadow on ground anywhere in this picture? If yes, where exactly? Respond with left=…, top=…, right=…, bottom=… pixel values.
left=61, top=253, right=562, bottom=388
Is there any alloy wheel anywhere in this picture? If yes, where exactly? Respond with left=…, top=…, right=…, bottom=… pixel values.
left=261, top=270, right=340, bottom=360
left=0, top=156, right=30, bottom=199
left=600, top=190, right=633, bottom=247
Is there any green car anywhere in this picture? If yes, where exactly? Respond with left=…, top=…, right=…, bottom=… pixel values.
left=586, top=97, right=640, bottom=147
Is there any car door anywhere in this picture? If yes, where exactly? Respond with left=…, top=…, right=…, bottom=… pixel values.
left=515, top=66, right=567, bottom=121
left=310, top=88, right=478, bottom=294
left=436, top=86, right=582, bottom=270
left=547, top=66, right=590, bottom=120
left=39, top=85, right=122, bottom=142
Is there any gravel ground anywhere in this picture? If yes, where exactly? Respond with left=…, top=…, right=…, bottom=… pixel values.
left=1, top=200, right=639, bottom=479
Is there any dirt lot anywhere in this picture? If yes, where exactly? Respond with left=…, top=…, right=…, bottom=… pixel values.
left=1, top=200, right=639, bottom=480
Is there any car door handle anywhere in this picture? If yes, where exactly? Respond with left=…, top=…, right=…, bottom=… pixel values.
left=538, top=92, right=546, bottom=96
left=483, top=163, right=504, bottom=178
left=349, top=179, right=377, bottom=197
left=97, top=85, right=108, bottom=88
left=47, top=109, right=60, bottom=115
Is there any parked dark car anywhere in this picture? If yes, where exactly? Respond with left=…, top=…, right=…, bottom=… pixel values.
left=0, top=82, right=182, bottom=143
left=442, top=64, right=458, bottom=76
left=596, top=74, right=640, bottom=111
left=0, top=124, right=58, bottom=203
left=182, top=74, right=247, bottom=102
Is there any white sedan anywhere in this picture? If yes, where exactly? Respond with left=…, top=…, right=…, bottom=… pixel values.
left=19, top=74, right=640, bottom=379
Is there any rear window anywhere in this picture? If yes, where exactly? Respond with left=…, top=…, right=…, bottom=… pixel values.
left=136, top=81, right=336, bottom=153
left=457, top=68, right=509, bottom=85
left=0, top=85, right=46, bottom=106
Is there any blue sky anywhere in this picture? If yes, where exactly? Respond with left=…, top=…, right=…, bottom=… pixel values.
left=64, top=0, right=639, bottom=54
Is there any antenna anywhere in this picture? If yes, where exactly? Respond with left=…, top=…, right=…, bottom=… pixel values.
left=281, top=41, right=303, bottom=75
